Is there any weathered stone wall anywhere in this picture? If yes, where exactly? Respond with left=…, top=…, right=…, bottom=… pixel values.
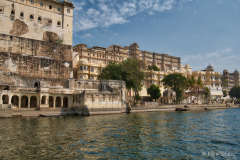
left=0, top=34, right=73, bottom=86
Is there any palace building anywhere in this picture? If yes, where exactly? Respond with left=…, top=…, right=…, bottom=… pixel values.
left=0, top=0, right=127, bottom=115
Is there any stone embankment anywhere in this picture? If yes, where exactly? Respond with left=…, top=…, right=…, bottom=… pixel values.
left=0, top=104, right=239, bottom=118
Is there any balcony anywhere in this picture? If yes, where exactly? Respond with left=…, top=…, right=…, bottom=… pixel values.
left=11, top=86, right=40, bottom=93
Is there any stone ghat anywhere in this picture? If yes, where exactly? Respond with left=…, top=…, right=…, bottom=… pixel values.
left=0, top=104, right=239, bottom=118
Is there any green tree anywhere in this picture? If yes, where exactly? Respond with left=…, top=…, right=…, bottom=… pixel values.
left=147, top=84, right=161, bottom=102
left=162, top=73, right=187, bottom=104
left=98, top=58, right=145, bottom=103
left=147, top=65, right=160, bottom=71
left=97, top=61, right=122, bottom=80
left=229, top=86, right=240, bottom=98
left=221, top=76, right=228, bottom=88
left=186, top=75, right=197, bottom=102
left=223, top=90, right=227, bottom=97
left=122, top=58, right=145, bottom=103
left=196, top=77, right=204, bottom=103
left=203, top=87, right=210, bottom=103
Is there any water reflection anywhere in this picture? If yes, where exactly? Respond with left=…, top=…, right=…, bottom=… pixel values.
left=0, top=109, right=239, bottom=159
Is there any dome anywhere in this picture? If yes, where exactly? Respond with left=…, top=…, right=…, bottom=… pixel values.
left=234, top=69, right=239, bottom=74
left=207, top=64, right=214, bottom=71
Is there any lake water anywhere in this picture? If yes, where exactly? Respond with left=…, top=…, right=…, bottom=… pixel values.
left=0, top=108, right=239, bottom=159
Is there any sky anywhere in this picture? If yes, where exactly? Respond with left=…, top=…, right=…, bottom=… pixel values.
left=71, top=0, right=240, bottom=73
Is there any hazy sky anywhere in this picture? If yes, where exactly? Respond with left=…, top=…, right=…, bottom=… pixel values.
left=71, top=0, right=240, bottom=73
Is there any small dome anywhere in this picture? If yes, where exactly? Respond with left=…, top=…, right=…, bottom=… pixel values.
left=207, top=63, right=214, bottom=71
left=234, top=69, right=239, bottom=74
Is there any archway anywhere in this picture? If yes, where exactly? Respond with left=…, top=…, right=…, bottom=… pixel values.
left=56, top=97, right=61, bottom=108
left=63, top=97, right=68, bottom=108
left=2, top=95, right=9, bottom=104
left=30, top=96, right=37, bottom=108
left=49, top=96, right=53, bottom=108
left=21, top=96, right=28, bottom=108
left=41, top=96, right=47, bottom=105
left=11, top=95, right=19, bottom=107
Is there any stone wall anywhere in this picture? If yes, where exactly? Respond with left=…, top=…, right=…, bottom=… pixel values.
left=0, top=34, right=73, bottom=86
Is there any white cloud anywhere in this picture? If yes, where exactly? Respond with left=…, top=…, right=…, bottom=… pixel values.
left=182, top=48, right=236, bottom=72
left=72, top=0, right=192, bottom=33
left=79, top=33, right=92, bottom=38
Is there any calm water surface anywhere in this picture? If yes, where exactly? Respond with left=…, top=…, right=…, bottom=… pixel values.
left=0, top=108, right=240, bottom=159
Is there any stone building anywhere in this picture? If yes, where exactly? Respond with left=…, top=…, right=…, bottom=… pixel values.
left=222, top=69, right=240, bottom=89
left=0, top=0, right=127, bottom=115
left=0, top=0, right=74, bottom=45
left=73, top=42, right=181, bottom=72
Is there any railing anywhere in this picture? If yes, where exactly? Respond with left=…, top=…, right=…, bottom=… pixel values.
left=11, top=86, right=40, bottom=92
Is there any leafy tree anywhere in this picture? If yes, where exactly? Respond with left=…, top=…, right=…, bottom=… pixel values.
left=186, top=75, right=197, bottom=101
left=147, top=65, right=160, bottom=71
left=98, top=58, right=145, bottom=103
left=196, top=77, right=204, bottom=103
left=221, top=76, right=228, bottom=88
left=203, top=87, right=210, bottom=103
left=97, top=61, right=122, bottom=80
left=162, top=73, right=187, bottom=103
left=229, top=86, right=240, bottom=98
left=147, top=84, right=161, bottom=102
left=122, top=58, right=145, bottom=102
left=223, top=90, right=227, bottom=97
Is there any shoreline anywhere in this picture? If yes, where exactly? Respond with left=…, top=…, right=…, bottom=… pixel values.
left=0, top=104, right=239, bottom=118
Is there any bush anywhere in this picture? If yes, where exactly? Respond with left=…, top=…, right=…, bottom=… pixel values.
left=136, top=93, right=142, bottom=101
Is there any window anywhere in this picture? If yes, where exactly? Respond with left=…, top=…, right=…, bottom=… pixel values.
left=29, top=14, right=34, bottom=20
left=20, top=12, right=24, bottom=17
left=84, top=66, right=87, bottom=70
left=67, top=9, right=70, bottom=13
left=57, top=21, right=61, bottom=26
left=91, top=76, right=94, bottom=79
left=58, top=8, right=61, bottom=12
left=40, top=3, right=43, bottom=7
left=80, top=66, right=83, bottom=70
left=38, top=16, right=42, bottom=21
left=31, top=0, right=34, bottom=4
left=49, top=5, right=52, bottom=9
left=11, top=10, right=15, bottom=15
left=21, top=0, right=24, bottom=1
left=0, top=7, right=3, bottom=13
left=80, top=76, right=83, bottom=79
left=48, top=19, right=52, bottom=26
left=91, top=68, right=94, bottom=72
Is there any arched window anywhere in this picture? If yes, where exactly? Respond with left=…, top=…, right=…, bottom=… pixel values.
left=57, top=21, right=61, bottom=26
left=34, top=82, right=39, bottom=87
left=29, top=14, right=34, bottom=20
left=11, top=10, right=15, bottom=15
left=38, top=16, right=42, bottom=21
left=20, top=12, right=24, bottom=17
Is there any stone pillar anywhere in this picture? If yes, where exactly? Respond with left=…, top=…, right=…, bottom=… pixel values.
left=28, top=96, right=31, bottom=108
left=45, top=97, right=48, bottom=105
left=18, top=97, right=21, bottom=108
left=61, top=98, right=63, bottom=108
left=53, top=97, right=56, bottom=108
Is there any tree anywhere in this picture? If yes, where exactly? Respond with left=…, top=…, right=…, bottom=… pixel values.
left=229, top=86, right=240, bottom=98
left=147, top=84, right=161, bottom=102
left=186, top=75, right=197, bottom=102
left=221, top=76, right=228, bottom=88
left=147, top=65, right=160, bottom=71
left=97, top=61, right=122, bottom=80
left=162, top=73, right=187, bottom=104
left=203, top=87, right=210, bottom=103
left=196, top=77, right=204, bottom=103
left=122, top=58, right=145, bottom=103
left=98, top=58, right=145, bottom=103
left=223, top=90, right=227, bottom=97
